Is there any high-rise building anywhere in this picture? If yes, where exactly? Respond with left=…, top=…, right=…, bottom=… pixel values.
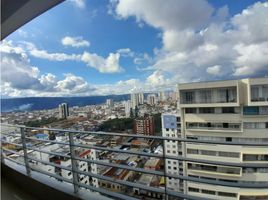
left=177, top=77, right=268, bottom=200
left=161, top=113, right=184, bottom=193
left=158, top=91, right=166, bottom=102
left=58, top=103, right=69, bottom=119
left=131, top=93, right=139, bottom=109
left=134, top=114, right=155, bottom=135
left=147, top=94, right=157, bottom=106
left=106, top=99, right=114, bottom=109
left=131, top=93, right=144, bottom=109
left=124, top=100, right=131, bottom=117
left=138, top=93, right=144, bottom=105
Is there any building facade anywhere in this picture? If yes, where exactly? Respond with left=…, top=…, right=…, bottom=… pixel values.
left=134, top=115, right=155, bottom=135
left=58, top=103, right=69, bottom=119
left=106, top=99, right=114, bottom=109
left=178, top=77, right=268, bottom=200
left=161, top=113, right=184, bottom=193
left=130, top=93, right=144, bottom=109
left=147, top=94, right=157, bottom=106
left=124, top=100, right=131, bottom=117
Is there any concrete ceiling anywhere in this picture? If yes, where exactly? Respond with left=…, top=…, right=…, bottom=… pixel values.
left=1, top=0, right=64, bottom=40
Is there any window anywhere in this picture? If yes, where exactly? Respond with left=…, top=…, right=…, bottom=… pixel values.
left=185, top=91, right=195, bottom=103
left=219, top=151, right=240, bottom=158
left=185, top=108, right=197, bottom=113
left=243, top=154, right=268, bottom=161
left=243, top=106, right=259, bottom=115
left=199, top=107, right=214, bottom=113
left=218, top=192, right=237, bottom=197
left=260, top=106, right=268, bottom=115
left=201, top=189, right=216, bottom=195
left=200, top=150, right=216, bottom=156
left=199, top=90, right=212, bottom=103
left=222, top=107, right=235, bottom=113
left=187, top=149, right=198, bottom=154
left=244, top=122, right=267, bottom=129
left=188, top=187, right=199, bottom=193
left=226, top=137, right=232, bottom=142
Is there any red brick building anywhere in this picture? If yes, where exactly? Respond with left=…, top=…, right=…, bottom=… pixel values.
left=134, top=115, right=155, bottom=135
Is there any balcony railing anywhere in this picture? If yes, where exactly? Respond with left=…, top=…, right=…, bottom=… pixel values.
left=1, top=124, right=268, bottom=200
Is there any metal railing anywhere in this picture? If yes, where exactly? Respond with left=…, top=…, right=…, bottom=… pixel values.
left=1, top=123, right=268, bottom=200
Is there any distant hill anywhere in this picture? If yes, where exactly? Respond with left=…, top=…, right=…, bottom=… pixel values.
left=1, top=95, right=130, bottom=112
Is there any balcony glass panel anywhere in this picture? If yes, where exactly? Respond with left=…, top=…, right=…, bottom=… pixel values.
left=186, top=122, right=241, bottom=131
left=180, top=87, right=237, bottom=104
left=188, top=163, right=241, bottom=175
left=251, top=84, right=268, bottom=102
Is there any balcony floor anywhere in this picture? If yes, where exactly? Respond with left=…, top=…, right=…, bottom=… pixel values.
left=1, top=176, right=36, bottom=200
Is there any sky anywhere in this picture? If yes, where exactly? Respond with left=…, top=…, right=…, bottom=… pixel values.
left=1, top=0, right=268, bottom=98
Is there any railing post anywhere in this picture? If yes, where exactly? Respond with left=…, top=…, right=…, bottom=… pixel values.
left=68, top=132, right=79, bottom=194
left=1, top=149, right=5, bottom=164
left=20, top=126, right=31, bottom=176
left=162, top=139, right=168, bottom=200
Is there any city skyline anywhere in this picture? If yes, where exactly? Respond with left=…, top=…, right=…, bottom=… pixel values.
left=1, top=0, right=268, bottom=98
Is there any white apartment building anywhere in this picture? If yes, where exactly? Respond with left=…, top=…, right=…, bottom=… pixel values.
left=158, top=91, right=167, bottom=102
left=178, top=77, right=268, bottom=200
left=147, top=94, right=158, bottom=106
left=161, top=112, right=184, bottom=193
left=106, top=99, right=114, bottom=109
left=138, top=93, right=144, bottom=105
left=131, top=92, right=144, bottom=109
left=58, top=103, right=69, bottom=119
left=124, top=100, right=131, bottom=117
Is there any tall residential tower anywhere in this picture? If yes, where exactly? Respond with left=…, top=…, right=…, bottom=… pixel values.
left=178, top=77, right=268, bottom=200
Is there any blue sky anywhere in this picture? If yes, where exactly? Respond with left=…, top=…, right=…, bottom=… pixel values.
left=1, top=0, right=268, bottom=97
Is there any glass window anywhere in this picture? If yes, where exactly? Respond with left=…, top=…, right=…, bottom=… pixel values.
left=188, top=187, right=199, bottom=192
left=243, top=106, right=259, bottom=115
left=222, top=107, right=235, bottom=113
left=200, top=150, right=216, bottom=156
left=199, top=107, right=215, bottom=113
left=218, top=192, right=237, bottom=197
left=201, top=189, right=216, bottom=195
left=219, top=151, right=240, bottom=158
left=185, top=108, right=197, bottom=113
left=187, top=149, right=198, bottom=154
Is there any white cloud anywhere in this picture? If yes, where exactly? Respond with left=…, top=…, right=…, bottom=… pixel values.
left=18, top=29, right=28, bottom=37
left=163, top=29, right=203, bottom=52
left=61, top=36, right=90, bottom=48
left=117, top=48, right=134, bottom=57
left=206, top=65, right=222, bottom=76
left=55, top=73, right=91, bottom=93
left=233, top=42, right=268, bottom=76
left=22, top=41, right=124, bottom=73
left=0, top=40, right=171, bottom=97
left=0, top=41, right=95, bottom=97
left=110, top=0, right=268, bottom=81
left=70, top=0, right=86, bottom=9
left=134, top=53, right=153, bottom=65
left=81, top=52, right=124, bottom=73
left=146, top=70, right=167, bottom=86
left=111, top=0, right=213, bottom=31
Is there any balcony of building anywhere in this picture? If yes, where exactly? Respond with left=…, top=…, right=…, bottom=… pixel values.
left=186, top=122, right=242, bottom=132
left=179, top=86, right=239, bottom=108
left=1, top=124, right=268, bottom=200
left=187, top=163, right=242, bottom=177
left=243, top=106, right=268, bottom=116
